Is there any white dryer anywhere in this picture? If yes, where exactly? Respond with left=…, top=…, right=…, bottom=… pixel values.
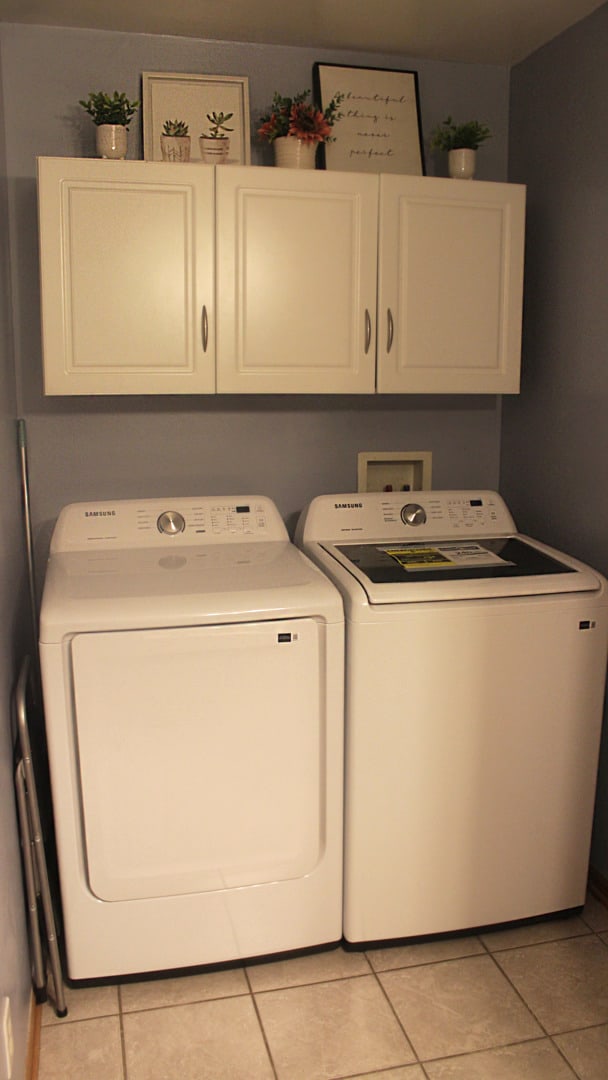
left=39, top=495, right=344, bottom=980
left=296, top=490, right=608, bottom=944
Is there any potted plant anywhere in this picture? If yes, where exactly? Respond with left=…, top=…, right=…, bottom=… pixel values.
left=160, top=118, right=191, bottom=162
left=79, top=90, right=139, bottom=159
left=257, top=89, right=343, bottom=169
left=430, top=116, right=491, bottom=180
left=199, top=111, right=234, bottom=163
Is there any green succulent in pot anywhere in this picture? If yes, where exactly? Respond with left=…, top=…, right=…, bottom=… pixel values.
left=204, top=111, right=234, bottom=138
left=162, top=118, right=189, bottom=137
left=79, top=90, right=139, bottom=129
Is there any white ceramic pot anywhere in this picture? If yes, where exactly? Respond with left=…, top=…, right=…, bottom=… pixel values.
left=199, top=136, right=230, bottom=164
left=448, top=148, right=476, bottom=180
left=96, top=124, right=128, bottom=160
left=160, top=135, right=191, bottom=163
left=273, top=137, right=317, bottom=170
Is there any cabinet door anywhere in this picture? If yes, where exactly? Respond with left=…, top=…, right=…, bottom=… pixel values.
left=37, top=158, right=215, bottom=394
left=377, top=175, right=525, bottom=394
left=215, top=166, right=378, bottom=393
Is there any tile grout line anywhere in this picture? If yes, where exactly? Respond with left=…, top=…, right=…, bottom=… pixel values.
left=243, top=965, right=279, bottom=1080
left=117, top=984, right=128, bottom=1080
left=485, top=947, right=552, bottom=1037
left=369, top=961, right=426, bottom=1069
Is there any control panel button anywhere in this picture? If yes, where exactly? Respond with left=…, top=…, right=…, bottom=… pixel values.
left=157, top=510, right=186, bottom=536
left=400, top=503, right=427, bottom=527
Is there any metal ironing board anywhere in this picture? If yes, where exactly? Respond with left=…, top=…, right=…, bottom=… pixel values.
left=14, top=656, right=67, bottom=1017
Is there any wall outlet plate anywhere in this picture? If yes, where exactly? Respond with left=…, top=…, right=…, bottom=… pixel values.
left=357, top=451, right=432, bottom=493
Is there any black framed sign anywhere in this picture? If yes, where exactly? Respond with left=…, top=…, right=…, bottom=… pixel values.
left=313, top=62, right=424, bottom=175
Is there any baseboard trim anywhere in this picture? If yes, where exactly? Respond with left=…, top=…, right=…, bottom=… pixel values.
left=26, top=995, right=41, bottom=1080
left=588, top=868, right=608, bottom=910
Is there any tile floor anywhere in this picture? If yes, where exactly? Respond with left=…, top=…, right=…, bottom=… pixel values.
left=38, top=894, right=608, bottom=1080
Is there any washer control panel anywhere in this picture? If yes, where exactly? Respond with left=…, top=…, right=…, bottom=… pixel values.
left=297, top=490, right=517, bottom=544
left=51, top=496, right=289, bottom=552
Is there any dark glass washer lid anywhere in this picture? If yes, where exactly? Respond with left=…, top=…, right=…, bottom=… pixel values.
left=334, top=537, right=573, bottom=585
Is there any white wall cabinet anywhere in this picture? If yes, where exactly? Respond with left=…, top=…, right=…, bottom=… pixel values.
left=37, top=158, right=525, bottom=396
left=377, top=175, right=525, bottom=393
left=37, top=158, right=216, bottom=395
left=215, top=167, right=378, bottom=393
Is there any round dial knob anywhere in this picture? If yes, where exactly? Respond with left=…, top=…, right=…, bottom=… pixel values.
left=401, top=503, right=427, bottom=527
left=157, top=510, right=186, bottom=536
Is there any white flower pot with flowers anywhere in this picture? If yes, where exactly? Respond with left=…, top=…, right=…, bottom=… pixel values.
left=257, top=89, right=344, bottom=169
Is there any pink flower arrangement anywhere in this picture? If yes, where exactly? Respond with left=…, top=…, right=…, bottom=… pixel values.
left=257, top=89, right=343, bottom=145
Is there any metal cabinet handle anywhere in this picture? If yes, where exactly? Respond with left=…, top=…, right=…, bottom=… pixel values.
left=201, top=305, right=209, bottom=353
left=387, top=308, right=394, bottom=354
left=364, top=309, right=372, bottom=355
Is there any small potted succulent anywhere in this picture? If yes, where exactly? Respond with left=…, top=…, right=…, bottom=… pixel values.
left=79, top=90, right=139, bottom=160
left=430, top=116, right=492, bottom=180
left=160, top=118, right=191, bottom=162
left=257, top=88, right=343, bottom=169
left=199, top=111, right=234, bottom=164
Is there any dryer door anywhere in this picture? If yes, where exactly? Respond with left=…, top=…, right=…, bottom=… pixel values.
left=70, top=618, right=324, bottom=901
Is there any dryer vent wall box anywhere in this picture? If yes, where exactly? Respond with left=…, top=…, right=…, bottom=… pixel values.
left=358, top=451, right=432, bottom=492
left=39, top=495, right=345, bottom=980
left=295, top=489, right=608, bottom=944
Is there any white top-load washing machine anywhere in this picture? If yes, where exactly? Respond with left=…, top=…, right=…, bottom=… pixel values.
left=39, top=495, right=344, bottom=980
left=296, top=490, right=608, bottom=944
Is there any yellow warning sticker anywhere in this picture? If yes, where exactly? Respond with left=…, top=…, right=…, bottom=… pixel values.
left=383, top=542, right=514, bottom=572
left=385, top=547, right=455, bottom=570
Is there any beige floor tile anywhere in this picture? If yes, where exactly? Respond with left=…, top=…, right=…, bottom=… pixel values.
left=480, top=914, right=591, bottom=952
left=122, top=995, right=273, bottom=1080
left=38, top=1015, right=123, bottom=1080
left=256, top=974, right=415, bottom=1080
left=246, top=945, right=370, bottom=991
left=366, top=935, right=484, bottom=972
left=496, top=936, right=608, bottom=1033
left=554, top=1022, right=608, bottom=1079
left=41, top=983, right=119, bottom=1026
left=120, top=966, right=248, bottom=1011
left=582, top=893, right=608, bottom=932
left=379, top=954, right=541, bottom=1060
left=424, top=1038, right=577, bottom=1079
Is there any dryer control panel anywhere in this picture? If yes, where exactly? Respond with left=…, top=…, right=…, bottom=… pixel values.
left=50, top=496, right=288, bottom=552
left=297, top=490, right=517, bottom=544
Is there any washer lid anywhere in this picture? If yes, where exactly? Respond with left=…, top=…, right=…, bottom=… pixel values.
left=318, top=535, right=604, bottom=603
left=39, top=540, right=343, bottom=640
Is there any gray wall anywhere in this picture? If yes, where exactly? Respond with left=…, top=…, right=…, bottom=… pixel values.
left=1, top=23, right=510, bottom=577
left=502, top=2, right=608, bottom=876
left=0, top=40, right=33, bottom=1080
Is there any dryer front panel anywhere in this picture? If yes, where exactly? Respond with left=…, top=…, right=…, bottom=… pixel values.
left=70, top=618, right=324, bottom=901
